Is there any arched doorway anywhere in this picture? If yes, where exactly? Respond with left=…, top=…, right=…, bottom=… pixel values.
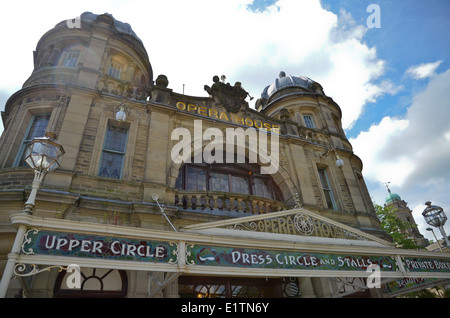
left=54, top=267, right=128, bottom=298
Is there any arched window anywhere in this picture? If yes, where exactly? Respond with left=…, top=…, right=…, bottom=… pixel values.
left=54, top=268, right=127, bottom=298
left=175, top=162, right=283, bottom=202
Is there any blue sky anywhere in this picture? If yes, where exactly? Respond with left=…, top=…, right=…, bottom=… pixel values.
left=0, top=0, right=449, bottom=242
left=321, top=0, right=450, bottom=138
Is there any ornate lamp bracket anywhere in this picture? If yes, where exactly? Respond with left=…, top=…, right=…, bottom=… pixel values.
left=14, top=263, right=67, bottom=278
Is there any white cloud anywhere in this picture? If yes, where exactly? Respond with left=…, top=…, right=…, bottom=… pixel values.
left=0, top=0, right=447, bottom=244
left=405, top=60, right=443, bottom=79
left=351, top=69, right=450, bottom=242
left=350, top=116, right=411, bottom=186
left=352, top=69, right=450, bottom=186
left=0, top=0, right=395, bottom=132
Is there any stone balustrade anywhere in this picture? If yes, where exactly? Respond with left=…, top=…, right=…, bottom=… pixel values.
left=174, top=190, right=287, bottom=215
left=96, top=75, right=149, bottom=101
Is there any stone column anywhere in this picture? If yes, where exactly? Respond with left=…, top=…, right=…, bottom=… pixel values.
left=47, top=42, right=64, bottom=66
left=311, top=277, right=334, bottom=297
left=298, top=277, right=316, bottom=298
left=163, top=280, right=180, bottom=298
left=38, top=46, right=52, bottom=67
left=126, top=60, right=136, bottom=83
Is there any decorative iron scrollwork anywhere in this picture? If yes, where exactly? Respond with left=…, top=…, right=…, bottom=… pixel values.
left=14, top=263, right=67, bottom=277
left=21, top=229, right=40, bottom=255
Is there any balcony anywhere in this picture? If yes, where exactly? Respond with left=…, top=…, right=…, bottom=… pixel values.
left=96, top=75, right=149, bottom=101
left=174, top=190, right=288, bottom=216
left=23, top=66, right=78, bottom=88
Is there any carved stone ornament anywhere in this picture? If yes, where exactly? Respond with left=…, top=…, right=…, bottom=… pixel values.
left=225, top=210, right=368, bottom=241
left=204, top=75, right=252, bottom=113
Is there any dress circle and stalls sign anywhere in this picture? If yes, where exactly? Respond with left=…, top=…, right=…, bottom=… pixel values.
left=186, top=244, right=398, bottom=272
left=21, top=229, right=178, bottom=264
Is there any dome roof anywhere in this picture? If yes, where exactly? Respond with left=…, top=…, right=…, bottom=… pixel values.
left=385, top=192, right=401, bottom=204
left=260, top=71, right=319, bottom=101
left=80, top=12, right=143, bottom=44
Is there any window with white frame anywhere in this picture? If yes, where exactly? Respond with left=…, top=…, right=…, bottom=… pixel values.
left=98, top=125, right=128, bottom=179
left=108, top=61, right=123, bottom=79
left=15, top=114, right=51, bottom=167
left=62, top=50, right=80, bottom=67
left=303, top=114, right=316, bottom=129
left=317, top=168, right=337, bottom=210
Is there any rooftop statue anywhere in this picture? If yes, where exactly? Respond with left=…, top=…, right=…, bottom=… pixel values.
left=204, top=75, right=253, bottom=113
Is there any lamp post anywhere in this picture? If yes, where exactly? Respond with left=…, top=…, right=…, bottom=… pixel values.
left=422, top=201, right=450, bottom=251
left=426, top=227, right=443, bottom=252
left=22, top=132, right=65, bottom=213
left=0, top=131, right=64, bottom=297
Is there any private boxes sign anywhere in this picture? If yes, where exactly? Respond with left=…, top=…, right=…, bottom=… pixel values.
left=21, top=229, right=178, bottom=264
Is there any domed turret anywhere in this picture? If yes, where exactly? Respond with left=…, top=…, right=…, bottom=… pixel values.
left=79, top=12, right=143, bottom=44
left=262, top=71, right=315, bottom=98
left=256, top=71, right=324, bottom=110
left=23, top=12, right=152, bottom=100
left=385, top=192, right=401, bottom=204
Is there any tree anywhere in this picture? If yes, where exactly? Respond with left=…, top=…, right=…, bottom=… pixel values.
left=374, top=203, right=423, bottom=250
left=375, top=203, right=450, bottom=298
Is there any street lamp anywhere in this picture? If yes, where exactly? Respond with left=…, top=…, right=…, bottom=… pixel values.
left=426, top=227, right=443, bottom=252
left=0, top=131, right=64, bottom=297
left=422, top=201, right=450, bottom=250
left=114, top=98, right=129, bottom=123
left=335, top=154, right=344, bottom=168
left=22, top=131, right=65, bottom=213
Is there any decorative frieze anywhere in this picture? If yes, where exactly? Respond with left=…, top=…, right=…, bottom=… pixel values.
left=226, top=210, right=368, bottom=241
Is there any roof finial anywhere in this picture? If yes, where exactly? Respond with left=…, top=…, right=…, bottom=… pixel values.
left=383, top=181, right=391, bottom=194
left=279, top=71, right=286, bottom=78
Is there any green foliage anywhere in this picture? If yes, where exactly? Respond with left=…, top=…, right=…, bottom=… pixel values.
left=375, top=202, right=450, bottom=298
left=401, top=286, right=450, bottom=298
left=374, top=203, right=423, bottom=250
left=401, top=289, right=436, bottom=298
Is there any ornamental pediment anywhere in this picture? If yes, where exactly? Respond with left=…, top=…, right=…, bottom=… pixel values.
left=181, top=208, right=392, bottom=246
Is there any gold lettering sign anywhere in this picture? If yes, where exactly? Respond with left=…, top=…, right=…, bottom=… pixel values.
left=176, top=101, right=280, bottom=133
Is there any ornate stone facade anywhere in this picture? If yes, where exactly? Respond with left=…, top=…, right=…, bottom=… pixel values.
left=0, top=12, right=405, bottom=299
